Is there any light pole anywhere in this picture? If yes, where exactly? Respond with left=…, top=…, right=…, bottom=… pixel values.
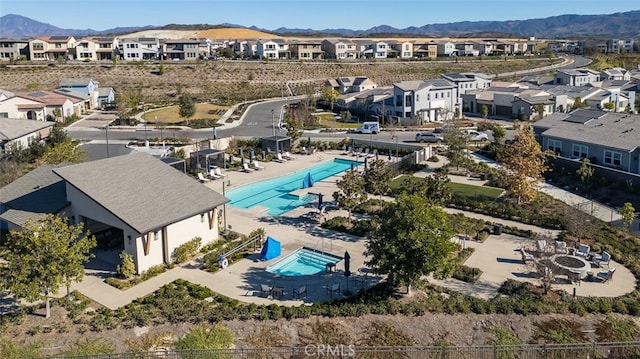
left=271, top=109, right=275, bottom=136
left=105, top=124, right=110, bottom=158
left=222, top=179, right=231, bottom=233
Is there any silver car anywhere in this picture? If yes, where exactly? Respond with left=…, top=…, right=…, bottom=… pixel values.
left=415, top=132, right=444, bottom=143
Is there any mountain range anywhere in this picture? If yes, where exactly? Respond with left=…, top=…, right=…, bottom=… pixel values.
left=1, top=11, right=639, bottom=39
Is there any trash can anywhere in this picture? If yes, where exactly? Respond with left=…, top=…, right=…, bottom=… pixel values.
left=493, top=223, right=503, bottom=235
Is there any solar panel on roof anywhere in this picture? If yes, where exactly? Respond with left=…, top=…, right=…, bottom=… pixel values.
left=49, top=36, right=68, bottom=41
left=30, top=92, right=47, bottom=97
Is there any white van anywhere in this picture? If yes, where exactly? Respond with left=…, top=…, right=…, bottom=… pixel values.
left=354, top=122, right=380, bottom=134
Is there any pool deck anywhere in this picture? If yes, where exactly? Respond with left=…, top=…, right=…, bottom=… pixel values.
left=64, top=150, right=636, bottom=310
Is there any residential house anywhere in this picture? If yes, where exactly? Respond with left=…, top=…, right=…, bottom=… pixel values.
left=392, top=79, right=458, bottom=123
left=256, top=39, right=290, bottom=59
left=97, top=87, right=116, bottom=108
left=93, top=37, right=117, bottom=60
left=21, top=91, right=81, bottom=120
left=118, top=38, right=160, bottom=61
left=461, top=85, right=549, bottom=117
left=74, top=38, right=100, bottom=61
left=28, top=36, right=76, bottom=61
left=554, top=68, right=601, bottom=86
left=454, top=42, right=479, bottom=57
left=412, top=41, right=438, bottom=59
left=0, top=119, right=55, bottom=154
left=600, top=68, right=631, bottom=81
left=473, top=41, right=494, bottom=56
left=1, top=153, right=229, bottom=274
left=324, top=77, right=377, bottom=94
left=59, top=78, right=100, bottom=108
left=436, top=41, right=456, bottom=57
left=322, top=39, right=357, bottom=60
left=511, top=95, right=556, bottom=120
left=532, top=109, right=640, bottom=174
left=387, top=40, right=413, bottom=59
left=512, top=41, right=530, bottom=55
left=441, top=73, right=493, bottom=113
left=0, top=95, right=47, bottom=121
left=335, top=87, right=394, bottom=122
left=0, top=38, right=30, bottom=61
left=0, top=89, right=15, bottom=101
left=161, top=39, right=200, bottom=60
left=291, top=40, right=324, bottom=60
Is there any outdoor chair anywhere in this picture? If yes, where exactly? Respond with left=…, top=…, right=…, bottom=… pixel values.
left=284, top=151, right=296, bottom=160
left=520, top=248, right=535, bottom=264
left=197, top=172, right=210, bottom=183
left=576, top=244, right=590, bottom=258
left=252, top=160, right=265, bottom=170
left=326, top=283, right=340, bottom=296
left=354, top=274, right=367, bottom=288
left=293, top=285, right=307, bottom=299
left=274, top=153, right=287, bottom=163
left=208, top=169, right=221, bottom=180
left=214, top=167, right=227, bottom=177
left=260, top=284, right=273, bottom=297
left=593, top=251, right=611, bottom=268
left=242, top=163, right=255, bottom=173
left=597, top=268, right=615, bottom=283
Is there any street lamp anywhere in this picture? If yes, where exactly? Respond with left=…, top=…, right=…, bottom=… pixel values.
left=272, top=108, right=277, bottom=136
left=222, top=179, right=231, bottom=233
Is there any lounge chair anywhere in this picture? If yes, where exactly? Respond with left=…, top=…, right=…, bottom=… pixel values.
left=593, top=251, right=611, bottom=268
left=597, top=268, right=615, bottom=283
left=274, top=153, right=286, bottom=163
left=293, top=285, right=307, bottom=299
left=214, top=167, right=227, bottom=177
left=197, top=172, right=211, bottom=183
left=326, top=283, right=340, bottom=296
left=208, top=169, right=221, bottom=180
left=242, top=163, right=254, bottom=173
left=260, top=284, right=272, bottom=297
left=284, top=151, right=296, bottom=160
left=520, top=248, right=534, bottom=264
left=252, top=160, right=265, bottom=170
left=354, top=274, right=367, bottom=288
left=576, top=244, right=590, bottom=258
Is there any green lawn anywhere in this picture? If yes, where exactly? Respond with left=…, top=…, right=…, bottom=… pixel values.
left=389, top=175, right=504, bottom=201
left=312, top=113, right=360, bottom=129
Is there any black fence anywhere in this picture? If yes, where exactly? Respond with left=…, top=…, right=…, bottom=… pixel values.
left=43, top=341, right=640, bottom=359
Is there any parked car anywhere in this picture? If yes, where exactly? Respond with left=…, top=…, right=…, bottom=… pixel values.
left=415, top=132, right=444, bottom=143
left=465, top=130, right=489, bottom=141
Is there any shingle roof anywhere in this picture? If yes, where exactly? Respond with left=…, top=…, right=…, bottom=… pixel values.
left=59, top=78, right=95, bottom=87
left=52, top=153, right=229, bottom=234
left=0, top=119, right=54, bottom=141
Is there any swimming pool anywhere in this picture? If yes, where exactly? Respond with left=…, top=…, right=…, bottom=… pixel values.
left=266, top=247, right=343, bottom=276
left=226, top=158, right=361, bottom=216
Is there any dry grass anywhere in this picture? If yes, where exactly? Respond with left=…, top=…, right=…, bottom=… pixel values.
left=146, top=103, right=229, bottom=124
left=196, top=28, right=280, bottom=39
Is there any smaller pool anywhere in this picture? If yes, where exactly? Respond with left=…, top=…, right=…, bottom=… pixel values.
left=266, top=247, right=343, bottom=276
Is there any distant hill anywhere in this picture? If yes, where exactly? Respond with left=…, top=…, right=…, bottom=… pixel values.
left=0, top=14, right=154, bottom=37
left=1, top=11, right=639, bottom=39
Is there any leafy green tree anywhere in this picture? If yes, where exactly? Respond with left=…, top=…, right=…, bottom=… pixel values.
left=533, top=104, right=545, bottom=120
left=481, top=104, right=489, bottom=119
left=573, top=96, right=586, bottom=109
left=179, top=94, right=196, bottom=125
left=117, top=251, right=136, bottom=279
left=396, top=176, right=426, bottom=197
left=603, top=102, right=615, bottom=111
left=282, top=112, right=302, bottom=142
left=333, top=169, right=367, bottom=223
left=444, top=127, right=468, bottom=171
left=424, top=170, right=453, bottom=205
left=42, top=139, right=85, bottom=164
left=0, top=214, right=96, bottom=318
left=497, top=123, right=550, bottom=203
left=320, top=87, right=339, bottom=110
left=365, top=194, right=457, bottom=294
left=363, top=159, right=393, bottom=206
left=576, top=158, right=594, bottom=185
left=618, top=202, right=636, bottom=230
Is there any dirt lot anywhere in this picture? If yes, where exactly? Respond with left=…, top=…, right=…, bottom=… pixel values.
left=0, top=58, right=559, bottom=103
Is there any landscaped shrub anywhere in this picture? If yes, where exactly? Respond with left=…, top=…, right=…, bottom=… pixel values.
left=172, top=236, right=203, bottom=263
left=116, top=251, right=136, bottom=279
left=176, top=324, right=234, bottom=352
left=320, top=216, right=372, bottom=237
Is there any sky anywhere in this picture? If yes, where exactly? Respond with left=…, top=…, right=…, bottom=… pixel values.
left=2, top=0, right=639, bottom=31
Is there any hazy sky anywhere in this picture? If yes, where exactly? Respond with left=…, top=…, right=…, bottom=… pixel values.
left=2, top=0, right=639, bottom=31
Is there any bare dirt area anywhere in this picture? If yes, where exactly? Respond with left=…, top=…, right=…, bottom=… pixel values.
left=0, top=58, right=560, bottom=103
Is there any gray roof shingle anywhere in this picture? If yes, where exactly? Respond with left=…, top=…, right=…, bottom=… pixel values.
left=52, top=153, right=229, bottom=234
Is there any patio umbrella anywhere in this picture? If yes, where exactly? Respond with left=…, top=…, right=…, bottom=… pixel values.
left=318, top=193, right=324, bottom=209
left=249, top=150, right=255, bottom=162
left=350, top=162, right=355, bottom=172
left=302, top=172, right=315, bottom=189
left=308, top=136, right=312, bottom=147
left=375, top=150, right=379, bottom=161
left=241, top=157, right=245, bottom=166
left=344, top=251, right=352, bottom=295
left=388, top=150, right=392, bottom=161
left=364, top=156, right=368, bottom=169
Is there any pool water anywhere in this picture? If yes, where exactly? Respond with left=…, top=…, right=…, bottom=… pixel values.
left=226, top=158, right=360, bottom=216
left=266, top=247, right=343, bottom=276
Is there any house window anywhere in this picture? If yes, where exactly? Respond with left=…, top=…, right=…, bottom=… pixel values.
left=572, top=144, right=588, bottom=159
left=603, top=150, right=622, bottom=167
left=547, top=139, right=562, bottom=153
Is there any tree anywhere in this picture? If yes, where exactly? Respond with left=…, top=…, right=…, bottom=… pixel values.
left=363, top=159, right=393, bottom=206
left=178, top=94, right=196, bottom=125
left=480, top=104, right=489, bottom=119
left=116, top=251, right=136, bottom=279
left=424, top=170, right=453, bottom=205
left=332, top=169, right=367, bottom=223
left=576, top=158, right=594, bottom=185
left=618, top=202, right=636, bottom=230
left=603, top=102, right=615, bottom=111
left=0, top=214, right=96, bottom=318
left=573, top=96, right=586, bottom=109
left=533, top=104, right=545, bottom=120
left=365, top=194, right=457, bottom=294
left=497, top=122, right=550, bottom=203
left=42, top=139, right=85, bottom=164
left=320, top=87, right=339, bottom=110
left=282, top=111, right=302, bottom=142
left=443, top=127, right=468, bottom=171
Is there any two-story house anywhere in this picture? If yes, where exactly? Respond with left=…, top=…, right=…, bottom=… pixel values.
left=322, top=39, right=357, bottom=60
left=436, top=41, right=456, bottom=57
left=29, top=36, right=76, bottom=61
left=386, top=40, right=413, bottom=59
left=392, top=79, right=458, bottom=123
left=291, top=40, right=324, bottom=60
left=554, top=68, right=601, bottom=86
left=118, top=37, right=160, bottom=61
left=325, top=77, right=377, bottom=94
left=0, top=38, right=30, bottom=61
left=412, top=41, right=438, bottom=59
left=600, top=67, right=631, bottom=81
left=161, top=39, right=200, bottom=60
left=74, top=38, right=100, bottom=61
left=454, top=42, right=479, bottom=56
left=256, top=39, right=279, bottom=59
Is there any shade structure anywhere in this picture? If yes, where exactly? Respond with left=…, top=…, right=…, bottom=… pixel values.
left=302, top=172, right=315, bottom=189
left=344, top=251, right=351, bottom=278
left=260, top=236, right=281, bottom=261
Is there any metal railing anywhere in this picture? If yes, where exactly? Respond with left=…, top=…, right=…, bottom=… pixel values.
left=42, top=342, right=640, bottom=359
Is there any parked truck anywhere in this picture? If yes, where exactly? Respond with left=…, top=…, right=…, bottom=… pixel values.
left=354, top=122, right=380, bottom=134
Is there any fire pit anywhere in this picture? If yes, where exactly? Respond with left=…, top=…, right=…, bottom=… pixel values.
left=550, top=254, right=590, bottom=278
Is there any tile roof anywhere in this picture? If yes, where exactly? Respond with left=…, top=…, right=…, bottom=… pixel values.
left=52, top=153, right=229, bottom=234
